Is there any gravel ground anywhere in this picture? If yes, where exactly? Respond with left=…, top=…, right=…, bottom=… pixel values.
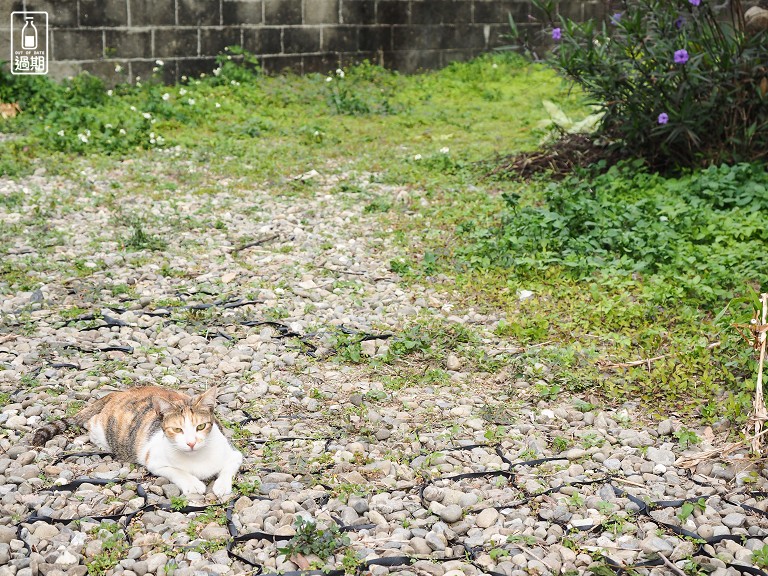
left=1, top=161, right=768, bottom=576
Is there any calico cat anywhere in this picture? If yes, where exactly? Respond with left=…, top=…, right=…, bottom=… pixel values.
left=32, top=386, right=243, bottom=497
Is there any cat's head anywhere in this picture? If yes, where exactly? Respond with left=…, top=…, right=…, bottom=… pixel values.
left=152, top=387, right=217, bottom=453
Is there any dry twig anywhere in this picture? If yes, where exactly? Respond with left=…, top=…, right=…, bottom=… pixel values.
left=748, top=293, right=768, bottom=455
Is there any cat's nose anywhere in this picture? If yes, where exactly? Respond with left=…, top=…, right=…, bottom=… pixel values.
left=187, top=440, right=196, bottom=449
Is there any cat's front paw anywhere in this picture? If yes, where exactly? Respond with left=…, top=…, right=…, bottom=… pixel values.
left=212, top=476, right=233, bottom=498
left=176, top=478, right=207, bottom=495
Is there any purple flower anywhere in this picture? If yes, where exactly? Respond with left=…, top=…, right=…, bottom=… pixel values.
left=674, top=49, right=689, bottom=64
left=658, top=113, right=669, bottom=124
left=675, top=16, right=685, bottom=29
left=689, top=0, right=701, bottom=6
left=610, top=13, right=622, bottom=25
left=552, top=27, right=562, bottom=40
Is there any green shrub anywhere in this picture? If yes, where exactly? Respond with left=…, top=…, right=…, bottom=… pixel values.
left=539, top=0, right=768, bottom=167
left=456, top=161, right=768, bottom=306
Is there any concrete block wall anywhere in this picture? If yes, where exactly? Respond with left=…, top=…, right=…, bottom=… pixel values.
left=0, top=0, right=610, bottom=82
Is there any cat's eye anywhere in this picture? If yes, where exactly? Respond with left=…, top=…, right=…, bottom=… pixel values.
left=171, top=427, right=183, bottom=434
left=196, top=423, right=207, bottom=431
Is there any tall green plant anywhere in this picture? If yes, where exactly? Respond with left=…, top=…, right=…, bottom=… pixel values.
left=537, top=0, right=768, bottom=167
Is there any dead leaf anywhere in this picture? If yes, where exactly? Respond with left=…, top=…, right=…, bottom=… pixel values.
left=760, top=76, right=768, bottom=97
left=291, top=554, right=311, bottom=570
left=0, top=102, right=21, bottom=119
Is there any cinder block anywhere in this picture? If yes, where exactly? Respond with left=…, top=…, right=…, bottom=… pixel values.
left=341, top=0, right=375, bottom=24
left=79, top=0, right=128, bottom=27
left=305, top=0, right=339, bottom=24
left=283, top=27, right=320, bottom=53
left=411, top=1, right=472, bottom=25
left=322, top=26, right=358, bottom=51
left=441, top=49, right=477, bottom=67
left=358, top=25, right=391, bottom=51
left=377, top=1, right=410, bottom=25
left=0, top=0, right=25, bottom=15
left=440, top=24, right=485, bottom=50
left=23, top=1, right=77, bottom=26
left=176, top=56, right=217, bottom=78
left=52, top=29, right=104, bottom=60
left=474, top=1, right=532, bottom=23
left=260, top=53, right=303, bottom=73
left=153, top=28, right=198, bottom=57
left=302, top=53, right=339, bottom=73
left=223, top=1, right=263, bottom=25
left=179, top=0, right=221, bottom=26
left=264, top=0, right=301, bottom=25
left=242, top=26, right=281, bottom=53
left=383, top=49, right=440, bottom=72
left=47, top=60, right=83, bottom=81
left=393, top=25, right=441, bottom=50
left=200, top=27, right=243, bottom=55
left=129, top=0, right=176, bottom=26
left=105, top=29, right=152, bottom=59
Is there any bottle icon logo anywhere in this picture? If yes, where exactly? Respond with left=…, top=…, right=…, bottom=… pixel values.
left=10, top=11, right=48, bottom=75
left=22, top=17, right=38, bottom=50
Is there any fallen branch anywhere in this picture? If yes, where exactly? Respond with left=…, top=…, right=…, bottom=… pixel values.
left=675, top=427, right=768, bottom=469
left=658, top=550, right=688, bottom=576
left=597, top=341, right=720, bottom=370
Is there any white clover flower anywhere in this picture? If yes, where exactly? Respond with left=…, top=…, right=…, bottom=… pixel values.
left=230, top=80, right=240, bottom=86
left=179, top=88, right=187, bottom=95
left=130, top=105, right=136, bottom=111
left=313, top=130, right=320, bottom=136
left=414, top=154, right=422, bottom=161
left=336, top=68, right=345, bottom=78
left=162, top=93, right=170, bottom=101
left=440, top=147, right=450, bottom=154
left=78, top=133, right=88, bottom=143
left=188, top=98, right=195, bottom=105
left=325, top=76, right=333, bottom=83
left=215, top=103, right=221, bottom=108
left=119, top=128, right=126, bottom=135
left=115, top=64, right=123, bottom=73
left=213, top=67, right=221, bottom=77
left=57, top=130, right=64, bottom=137
left=156, top=59, right=164, bottom=66
left=106, top=89, right=113, bottom=97
left=143, top=112, right=152, bottom=119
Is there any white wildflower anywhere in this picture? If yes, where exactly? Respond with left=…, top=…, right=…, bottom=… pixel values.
left=440, top=147, right=450, bottom=154
left=130, top=105, right=136, bottom=111
left=57, top=130, right=64, bottom=137
left=105, top=124, right=113, bottom=129
left=336, top=68, right=345, bottom=78
left=119, top=128, right=126, bottom=135
left=156, top=59, right=164, bottom=66
left=414, top=154, right=422, bottom=160
left=181, top=75, right=187, bottom=81
left=179, top=88, right=187, bottom=95
left=213, top=67, right=221, bottom=77
left=78, top=133, right=88, bottom=143
left=162, top=93, right=170, bottom=101
left=188, top=98, right=195, bottom=105
left=143, top=112, right=152, bottom=119
left=325, top=76, right=333, bottom=83
left=135, top=76, right=141, bottom=82
left=114, top=64, right=123, bottom=73
left=215, top=103, right=221, bottom=108
left=106, top=89, right=113, bottom=97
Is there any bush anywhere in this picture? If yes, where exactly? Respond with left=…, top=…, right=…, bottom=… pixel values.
left=456, top=161, right=768, bottom=305
left=539, top=0, right=768, bottom=167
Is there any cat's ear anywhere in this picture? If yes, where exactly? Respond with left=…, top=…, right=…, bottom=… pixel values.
left=193, top=387, right=217, bottom=410
left=152, top=396, right=174, bottom=415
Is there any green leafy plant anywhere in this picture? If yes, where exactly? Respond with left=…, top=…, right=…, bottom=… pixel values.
left=278, top=516, right=350, bottom=562
left=678, top=497, right=707, bottom=523
left=674, top=427, right=701, bottom=449
left=752, top=545, right=768, bottom=570
left=540, top=0, right=768, bottom=166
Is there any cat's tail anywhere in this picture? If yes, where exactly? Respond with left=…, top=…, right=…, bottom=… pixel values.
left=31, top=419, right=70, bottom=446
left=31, top=395, right=110, bottom=446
